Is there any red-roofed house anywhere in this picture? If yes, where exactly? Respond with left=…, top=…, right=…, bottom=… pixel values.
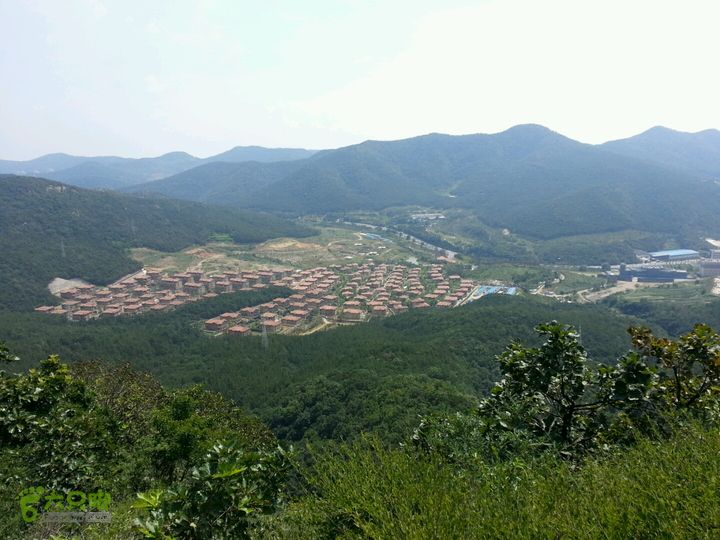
left=228, top=325, right=251, bottom=336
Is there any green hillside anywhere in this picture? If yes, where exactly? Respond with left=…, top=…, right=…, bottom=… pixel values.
left=129, top=159, right=304, bottom=205
left=2, top=293, right=652, bottom=444
left=602, top=125, right=720, bottom=178
left=0, top=175, right=312, bottom=310
left=3, top=316, right=720, bottom=538
left=47, top=160, right=149, bottom=189
left=133, top=125, right=720, bottom=258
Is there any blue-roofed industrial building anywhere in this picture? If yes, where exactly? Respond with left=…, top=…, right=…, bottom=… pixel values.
left=619, top=265, right=688, bottom=282
left=649, top=249, right=699, bottom=262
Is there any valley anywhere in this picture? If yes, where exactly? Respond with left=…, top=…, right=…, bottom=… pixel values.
left=4, top=150, right=720, bottom=539
left=33, top=222, right=512, bottom=336
left=5, top=3, right=720, bottom=536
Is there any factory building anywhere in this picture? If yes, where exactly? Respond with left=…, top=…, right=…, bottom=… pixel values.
left=700, top=260, right=720, bottom=277
left=618, top=265, right=688, bottom=282
left=648, top=249, right=699, bottom=262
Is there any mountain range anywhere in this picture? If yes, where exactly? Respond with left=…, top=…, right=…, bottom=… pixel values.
left=123, top=125, right=720, bottom=243
left=5, top=124, right=720, bottom=263
left=0, top=146, right=317, bottom=189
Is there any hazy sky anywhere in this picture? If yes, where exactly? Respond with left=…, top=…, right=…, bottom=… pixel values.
left=2, top=0, right=719, bottom=159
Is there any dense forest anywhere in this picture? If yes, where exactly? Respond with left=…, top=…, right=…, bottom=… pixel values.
left=603, top=292, right=720, bottom=337
left=3, top=293, right=659, bottom=445
left=3, top=318, right=720, bottom=538
left=0, top=175, right=312, bottom=310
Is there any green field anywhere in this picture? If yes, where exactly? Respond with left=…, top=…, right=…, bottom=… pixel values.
left=601, top=278, right=720, bottom=336
left=447, top=263, right=555, bottom=289
left=545, top=271, right=611, bottom=295
left=608, top=279, right=713, bottom=305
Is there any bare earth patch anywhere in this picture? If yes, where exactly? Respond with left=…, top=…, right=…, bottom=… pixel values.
left=48, top=277, right=91, bottom=295
left=256, top=239, right=320, bottom=252
left=186, top=248, right=216, bottom=258
left=580, top=280, right=662, bottom=303
left=712, top=278, right=720, bottom=296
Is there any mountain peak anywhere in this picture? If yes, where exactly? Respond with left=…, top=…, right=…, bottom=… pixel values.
left=634, top=125, right=683, bottom=139
left=206, top=146, right=316, bottom=163
left=602, top=125, right=720, bottom=177
left=158, top=151, right=195, bottom=159
left=634, top=125, right=720, bottom=139
left=502, top=123, right=554, bottom=134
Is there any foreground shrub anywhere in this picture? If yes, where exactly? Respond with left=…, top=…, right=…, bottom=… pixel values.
left=133, top=442, right=289, bottom=540
left=414, top=323, right=720, bottom=463
left=268, top=425, right=720, bottom=539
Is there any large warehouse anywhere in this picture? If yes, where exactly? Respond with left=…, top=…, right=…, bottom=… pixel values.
left=648, top=249, right=700, bottom=262
left=618, top=265, right=688, bottom=283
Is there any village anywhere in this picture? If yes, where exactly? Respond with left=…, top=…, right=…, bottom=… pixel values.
left=33, top=262, right=514, bottom=336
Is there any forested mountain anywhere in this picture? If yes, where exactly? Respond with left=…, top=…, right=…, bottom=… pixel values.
left=132, top=124, right=720, bottom=243
left=2, top=293, right=649, bottom=444
left=0, top=152, right=89, bottom=174
left=129, top=160, right=306, bottom=205
left=602, top=126, right=720, bottom=178
left=0, top=175, right=312, bottom=310
left=207, top=145, right=317, bottom=163
left=44, top=152, right=200, bottom=188
left=0, top=146, right=316, bottom=189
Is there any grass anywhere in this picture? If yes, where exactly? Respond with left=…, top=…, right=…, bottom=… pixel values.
left=263, top=424, right=720, bottom=539
left=546, top=271, right=610, bottom=295
left=457, top=263, right=557, bottom=289
left=5, top=422, right=720, bottom=539
left=613, top=279, right=712, bottom=305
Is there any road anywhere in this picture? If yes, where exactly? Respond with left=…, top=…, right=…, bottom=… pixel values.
left=338, top=220, right=458, bottom=259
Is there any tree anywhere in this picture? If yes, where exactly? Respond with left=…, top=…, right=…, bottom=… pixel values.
left=478, top=322, right=658, bottom=452
left=416, top=323, right=720, bottom=464
left=0, top=341, right=18, bottom=369
left=0, top=346, right=118, bottom=489
left=629, top=324, right=720, bottom=413
left=414, top=322, right=659, bottom=461
left=133, top=442, right=289, bottom=540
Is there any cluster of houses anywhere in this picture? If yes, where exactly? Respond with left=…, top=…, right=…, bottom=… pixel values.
left=34, top=267, right=294, bottom=321
left=202, top=262, right=479, bottom=336
left=34, top=263, right=480, bottom=331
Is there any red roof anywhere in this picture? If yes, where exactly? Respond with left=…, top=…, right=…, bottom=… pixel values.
left=228, top=325, right=250, bottom=334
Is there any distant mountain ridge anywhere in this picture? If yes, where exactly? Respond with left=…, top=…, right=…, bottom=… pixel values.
left=7, top=124, right=720, bottom=263
left=0, top=146, right=317, bottom=189
left=601, top=126, right=720, bottom=178
left=128, top=124, right=720, bottom=245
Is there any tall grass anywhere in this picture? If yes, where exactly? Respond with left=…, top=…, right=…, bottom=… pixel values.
left=261, top=424, right=720, bottom=539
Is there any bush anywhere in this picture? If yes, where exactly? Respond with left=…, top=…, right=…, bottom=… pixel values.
left=267, top=425, right=720, bottom=539
left=133, top=442, right=290, bottom=540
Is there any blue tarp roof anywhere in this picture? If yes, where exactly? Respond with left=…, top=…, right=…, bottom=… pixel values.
left=649, top=249, right=699, bottom=257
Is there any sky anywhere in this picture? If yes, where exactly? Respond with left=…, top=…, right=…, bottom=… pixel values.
left=1, top=0, right=719, bottom=159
